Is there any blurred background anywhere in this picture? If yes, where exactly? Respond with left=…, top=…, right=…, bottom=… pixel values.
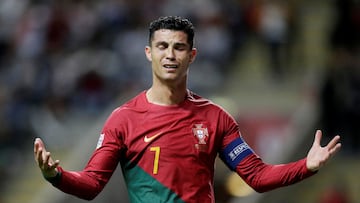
left=0, top=0, right=359, bottom=202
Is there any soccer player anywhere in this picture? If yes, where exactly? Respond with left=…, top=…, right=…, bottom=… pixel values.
left=34, top=16, right=341, bottom=203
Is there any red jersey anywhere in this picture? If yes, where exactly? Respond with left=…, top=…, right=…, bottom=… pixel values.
left=50, top=90, right=314, bottom=202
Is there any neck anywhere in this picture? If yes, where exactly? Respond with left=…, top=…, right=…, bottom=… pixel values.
left=146, top=84, right=187, bottom=106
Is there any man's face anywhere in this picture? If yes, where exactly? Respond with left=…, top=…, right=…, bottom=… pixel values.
left=145, top=29, right=197, bottom=85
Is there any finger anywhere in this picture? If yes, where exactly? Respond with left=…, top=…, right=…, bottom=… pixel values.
left=326, top=135, right=341, bottom=150
left=36, top=138, right=46, bottom=152
left=34, top=138, right=38, bottom=154
left=42, top=147, right=48, bottom=161
left=329, top=142, right=342, bottom=155
left=51, top=160, right=60, bottom=169
left=44, top=151, right=51, bottom=167
left=34, top=138, right=46, bottom=156
left=313, top=130, right=322, bottom=146
left=34, top=141, right=39, bottom=160
left=36, top=148, right=45, bottom=168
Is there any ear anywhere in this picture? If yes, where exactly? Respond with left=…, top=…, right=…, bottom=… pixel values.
left=145, top=46, right=152, bottom=62
left=189, top=48, right=197, bottom=64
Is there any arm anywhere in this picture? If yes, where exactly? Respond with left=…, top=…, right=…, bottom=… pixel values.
left=238, top=155, right=312, bottom=193
left=235, top=130, right=341, bottom=192
left=33, top=108, right=127, bottom=200
left=34, top=135, right=121, bottom=200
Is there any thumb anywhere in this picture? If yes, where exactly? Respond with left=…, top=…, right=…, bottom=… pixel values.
left=34, top=137, right=46, bottom=150
left=34, top=138, right=49, bottom=161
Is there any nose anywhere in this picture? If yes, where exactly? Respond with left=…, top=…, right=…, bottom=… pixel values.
left=166, top=48, right=175, bottom=60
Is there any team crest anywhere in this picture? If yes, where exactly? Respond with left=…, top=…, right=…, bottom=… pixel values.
left=193, top=124, right=209, bottom=151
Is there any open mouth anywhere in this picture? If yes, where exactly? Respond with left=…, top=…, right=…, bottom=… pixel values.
left=163, top=64, right=178, bottom=69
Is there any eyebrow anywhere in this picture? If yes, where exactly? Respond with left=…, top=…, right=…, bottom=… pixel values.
left=154, top=41, right=189, bottom=48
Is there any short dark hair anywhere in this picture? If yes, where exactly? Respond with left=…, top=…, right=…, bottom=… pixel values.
left=148, top=16, right=195, bottom=48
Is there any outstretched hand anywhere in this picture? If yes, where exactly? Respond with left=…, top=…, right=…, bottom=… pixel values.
left=34, top=138, right=60, bottom=178
left=306, top=130, right=341, bottom=172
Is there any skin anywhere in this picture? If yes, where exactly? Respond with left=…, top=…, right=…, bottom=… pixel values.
left=34, top=138, right=60, bottom=178
left=34, top=29, right=341, bottom=179
left=145, top=29, right=197, bottom=105
left=306, top=130, right=341, bottom=171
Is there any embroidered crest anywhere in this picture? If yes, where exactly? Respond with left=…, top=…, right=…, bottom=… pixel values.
left=193, top=124, right=209, bottom=151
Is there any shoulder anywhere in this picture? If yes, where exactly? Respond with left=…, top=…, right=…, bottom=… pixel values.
left=187, top=91, right=238, bottom=126
left=107, top=91, right=148, bottom=120
left=187, top=90, right=229, bottom=113
left=116, top=91, right=148, bottom=111
left=187, top=91, right=213, bottom=106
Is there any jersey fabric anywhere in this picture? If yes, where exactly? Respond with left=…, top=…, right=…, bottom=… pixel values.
left=49, top=90, right=315, bottom=202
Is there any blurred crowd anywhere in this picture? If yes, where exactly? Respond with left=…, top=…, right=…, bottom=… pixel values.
left=0, top=0, right=298, bottom=185
left=0, top=0, right=245, bottom=187
left=0, top=0, right=359, bottom=195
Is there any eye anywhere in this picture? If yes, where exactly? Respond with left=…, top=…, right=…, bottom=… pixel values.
left=175, top=46, right=186, bottom=51
left=158, top=45, right=166, bottom=50
left=156, top=42, right=168, bottom=50
left=174, top=43, right=188, bottom=51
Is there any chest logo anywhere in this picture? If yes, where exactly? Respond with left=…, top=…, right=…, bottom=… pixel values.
left=144, top=132, right=163, bottom=143
left=193, top=124, right=209, bottom=148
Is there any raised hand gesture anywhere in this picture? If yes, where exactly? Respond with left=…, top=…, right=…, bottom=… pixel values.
left=306, top=130, right=341, bottom=172
left=34, top=138, right=60, bottom=178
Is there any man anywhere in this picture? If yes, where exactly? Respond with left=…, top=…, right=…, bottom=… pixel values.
left=34, top=16, right=341, bottom=203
